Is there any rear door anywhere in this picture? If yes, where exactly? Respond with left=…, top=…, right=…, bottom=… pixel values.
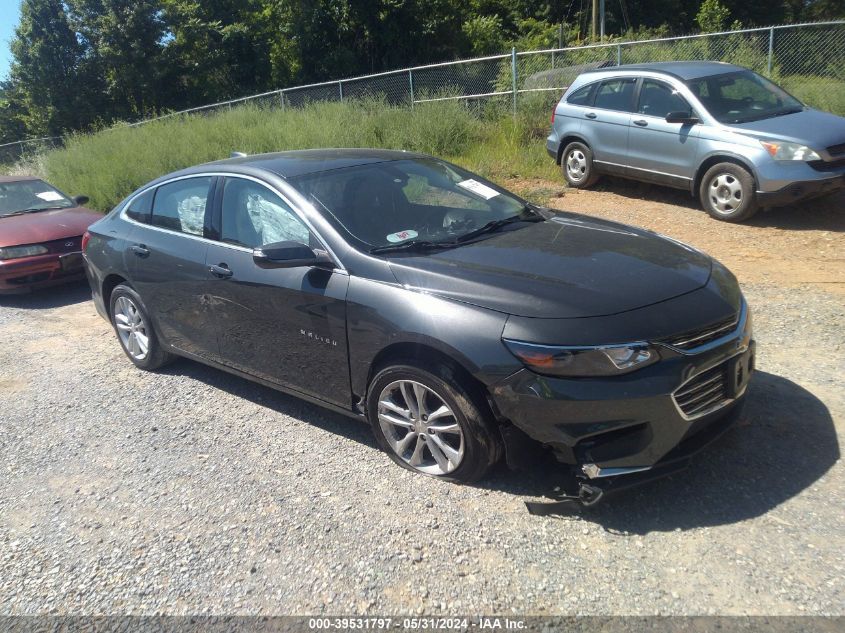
left=583, top=77, right=637, bottom=171
left=126, top=176, right=220, bottom=359
left=627, top=78, right=701, bottom=186
left=203, top=176, right=350, bottom=407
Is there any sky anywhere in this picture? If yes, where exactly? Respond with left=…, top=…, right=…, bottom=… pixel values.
left=0, top=0, right=21, bottom=81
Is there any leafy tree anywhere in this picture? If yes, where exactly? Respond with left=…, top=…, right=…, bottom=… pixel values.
left=696, top=0, right=731, bottom=33
left=463, top=15, right=507, bottom=54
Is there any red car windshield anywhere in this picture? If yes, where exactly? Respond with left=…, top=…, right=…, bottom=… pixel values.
left=0, top=179, right=75, bottom=217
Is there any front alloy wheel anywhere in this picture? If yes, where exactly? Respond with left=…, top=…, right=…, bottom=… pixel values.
left=377, top=380, right=465, bottom=475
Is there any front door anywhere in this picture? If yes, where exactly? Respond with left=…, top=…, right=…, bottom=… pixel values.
left=204, top=176, right=350, bottom=407
left=626, top=78, right=701, bottom=186
left=127, top=176, right=220, bottom=359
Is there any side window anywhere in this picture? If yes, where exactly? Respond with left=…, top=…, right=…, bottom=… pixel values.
left=566, top=83, right=596, bottom=106
left=638, top=79, right=692, bottom=118
left=150, top=177, right=211, bottom=236
left=125, top=189, right=154, bottom=223
left=593, top=78, right=636, bottom=112
left=221, top=178, right=311, bottom=249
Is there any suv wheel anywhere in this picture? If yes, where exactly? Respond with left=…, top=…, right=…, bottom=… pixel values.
left=366, top=361, right=502, bottom=483
left=561, top=141, right=600, bottom=188
left=700, top=162, right=759, bottom=222
left=110, top=284, right=173, bottom=370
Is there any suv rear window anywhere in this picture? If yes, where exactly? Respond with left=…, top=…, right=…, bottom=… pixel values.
left=594, top=78, right=636, bottom=112
left=567, top=83, right=596, bottom=106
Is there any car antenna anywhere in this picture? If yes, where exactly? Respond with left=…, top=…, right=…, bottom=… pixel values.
left=230, top=151, right=248, bottom=158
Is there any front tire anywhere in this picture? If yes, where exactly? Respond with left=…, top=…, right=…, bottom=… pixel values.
left=109, top=284, right=173, bottom=370
left=699, top=162, right=758, bottom=222
left=366, top=361, right=502, bottom=483
left=561, top=141, right=600, bottom=188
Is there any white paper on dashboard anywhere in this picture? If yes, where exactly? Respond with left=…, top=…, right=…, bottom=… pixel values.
left=36, top=191, right=64, bottom=201
left=457, top=179, right=499, bottom=200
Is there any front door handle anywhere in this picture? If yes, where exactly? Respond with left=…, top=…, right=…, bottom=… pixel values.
left=585, top=112, right=597, bottom=119
left=633, top=119, right=648, bottom=126
left=130, top=244, right=150, bottom=258
left=209, top=263, right=233, bottom=279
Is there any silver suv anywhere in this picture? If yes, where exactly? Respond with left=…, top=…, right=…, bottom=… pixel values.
left=547, top=61, right=845, bottom=222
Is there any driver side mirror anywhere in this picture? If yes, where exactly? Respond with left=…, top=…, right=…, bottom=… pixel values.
left=252, top=241, right=334, bottom=269
left=73, top=195, right=90, bottom=206
left=665, top=111, right=699, bottom=124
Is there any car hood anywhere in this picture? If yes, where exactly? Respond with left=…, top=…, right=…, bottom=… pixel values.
left=0, top=207, right=102, bottom=248
left=388, top=213, right=712, bottom=318
left=728, top=108, right=845, bottom=153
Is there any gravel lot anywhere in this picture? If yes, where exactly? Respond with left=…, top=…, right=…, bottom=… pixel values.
left=1, top=182, right=843, bottom=616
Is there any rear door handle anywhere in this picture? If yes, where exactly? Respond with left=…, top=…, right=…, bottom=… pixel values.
left=209, top=264, right=233, bottom=279
left=633, top=119, right=648, bottom=127
left=130, top=244, right=150, bottom=258
left=585, top=112, right=597, bottom=119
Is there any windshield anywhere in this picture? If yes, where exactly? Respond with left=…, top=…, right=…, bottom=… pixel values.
left=686, top=70, right=804, bottom=124
left=0, top=179, right=75, bottom=217
left=290, top=158, right=531, bottom=251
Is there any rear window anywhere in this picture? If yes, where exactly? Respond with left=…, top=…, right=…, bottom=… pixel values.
left=125, top=189, right=154, bottom=223
left=566, top=83, right=596, bottom=106
left=150, top=177, right=212, bottom=236
left=593, top=78, right=636, bottom=112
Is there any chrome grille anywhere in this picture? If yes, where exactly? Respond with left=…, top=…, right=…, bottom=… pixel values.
left=674, top=364, right=730, bottom=418
left=660, top=314, right=738, bottom=351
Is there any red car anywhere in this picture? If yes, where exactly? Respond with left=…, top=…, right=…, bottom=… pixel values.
left=0, top=175, right=101, bottom=294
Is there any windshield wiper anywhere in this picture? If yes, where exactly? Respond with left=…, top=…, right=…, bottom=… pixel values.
left=456, top=206, right=544, bottom=243
left=369, top=239, right=458, bottom=255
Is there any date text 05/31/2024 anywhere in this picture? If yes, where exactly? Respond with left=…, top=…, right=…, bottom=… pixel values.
left=307, top=617, right=527, bottom=630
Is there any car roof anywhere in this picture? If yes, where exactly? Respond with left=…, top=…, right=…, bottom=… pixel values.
left=202, top=148, right=428, bottom=179
left=0, top=175, right=41, bottom=184
left=582, top=61, right=746, bottom=81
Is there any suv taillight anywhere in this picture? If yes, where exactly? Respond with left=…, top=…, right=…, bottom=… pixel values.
left=551, top=108, right=556, bottom=124
left=81, top=231, right=91, bottom=252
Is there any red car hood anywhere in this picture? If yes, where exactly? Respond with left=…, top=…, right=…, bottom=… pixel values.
left=0, top=207, right=102, bottom=248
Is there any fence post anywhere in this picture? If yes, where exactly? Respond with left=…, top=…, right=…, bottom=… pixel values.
left=409, top=69, right=415, bottom=109
left=338, top=81, right=344, bottom=102
left=617, top=44, right=622, bottom=65
left=511, top=47, right=517, bottom=118
left=767, top=27, right=775, bottom=76
left=279, top=90, right=285, bottom=111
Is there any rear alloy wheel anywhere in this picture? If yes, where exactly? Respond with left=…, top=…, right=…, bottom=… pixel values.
left=561, top=141, right=600, bottom=189
left=367, top=362, right=501, bottom=483
left=700, top=162, right=758, bottom=222
left=110, top=284, right=173, bottom=370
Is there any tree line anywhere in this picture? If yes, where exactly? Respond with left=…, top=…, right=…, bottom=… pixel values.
left=1, top=0, right=842, bottom=144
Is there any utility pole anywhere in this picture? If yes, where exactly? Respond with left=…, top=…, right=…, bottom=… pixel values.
left=591, top=0, right=597, bottom=40
left=600, top=0, right=605, bottom=40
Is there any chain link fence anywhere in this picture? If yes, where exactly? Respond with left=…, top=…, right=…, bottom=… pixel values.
left=2, top=20, right=844, bottom=164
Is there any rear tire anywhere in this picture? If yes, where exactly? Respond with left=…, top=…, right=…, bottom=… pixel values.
left=109, top=284, right=173, bottom=371
left=561, top=141, right=600, bottom=188
left=366, top=361, right=502, bottom=483
left=699, top=162, right=758, bottom=222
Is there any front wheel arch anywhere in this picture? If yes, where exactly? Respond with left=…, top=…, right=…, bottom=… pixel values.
left=693, top=154, right=758, bottom=198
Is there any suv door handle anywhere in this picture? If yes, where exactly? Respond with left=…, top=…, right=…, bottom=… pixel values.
left=129, top=244, right=150, bottom=258
left=209, top=263, right=233, bottom=279
left=585, top=112, right=597, bottom=119
left=633, top=119, right=648, bottom=126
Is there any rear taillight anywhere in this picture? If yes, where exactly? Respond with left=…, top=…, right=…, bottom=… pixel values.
left=81, top=231, right=91, bottom=252
left=551, top=108, right=556, bottom=124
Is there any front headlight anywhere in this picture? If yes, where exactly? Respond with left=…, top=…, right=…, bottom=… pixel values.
left=503, top=339, right=658, bottom=377
left=760, top=140, right=820, bottom=161
left=0, top=245, right=49, bottom=261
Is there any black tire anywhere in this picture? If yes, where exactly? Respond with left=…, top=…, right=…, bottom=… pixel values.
left=561, top=141, right=600, bottom=188
left=366, top=360, right=502, bottom=483
left=699, top=162, right=759, bottom=222
left=109, top=284, right=173, bottom=371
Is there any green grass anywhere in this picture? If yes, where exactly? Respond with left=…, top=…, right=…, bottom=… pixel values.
left=38, top=97, right=560, bottom=212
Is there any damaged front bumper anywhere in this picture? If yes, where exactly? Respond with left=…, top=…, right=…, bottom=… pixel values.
left=491, top=306, right=755, bottom=505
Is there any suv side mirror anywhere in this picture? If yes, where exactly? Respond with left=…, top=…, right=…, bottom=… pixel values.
left=665, top=111, right=699, bottom=124
left=73, top=195, right=90, bottom=206
left=253, top=241, right=334, bottom=269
